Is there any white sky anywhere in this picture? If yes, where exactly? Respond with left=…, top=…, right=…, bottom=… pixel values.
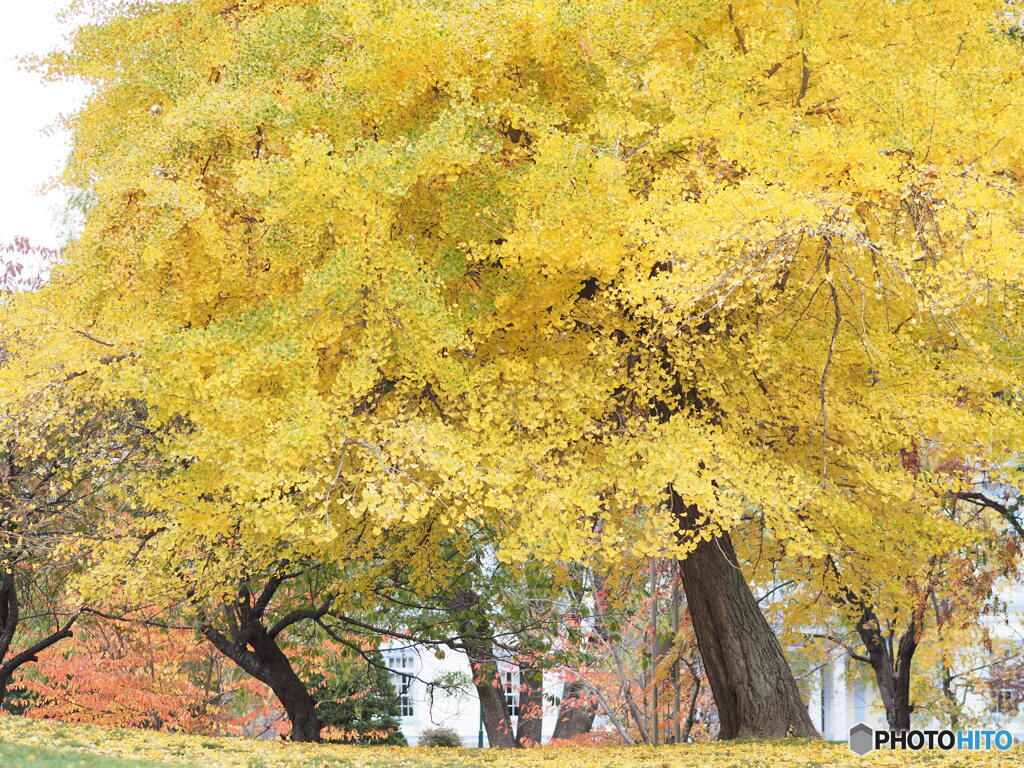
left=1, top=1, right=90, bottom=250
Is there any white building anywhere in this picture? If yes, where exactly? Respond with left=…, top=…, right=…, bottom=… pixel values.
left=379, top=642, right=564, bottom=747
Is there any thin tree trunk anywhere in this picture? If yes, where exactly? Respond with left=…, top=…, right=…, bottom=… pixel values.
left=0, top=573, right=15, bottom=664
left=605, top=610, right=651, bottom=743
left=852, top=600, right=920, bottom=730
left=940, top=663, right=957, bottom=730
left=650, top=558, right=659, bottom=746
left=932, top=594, right=958, bottom=729
left=587, top=569, right=652, bottom=742
left=671, top=577, right=682, bottom=743
left=0, top=572, right=76, bottom=709
left=680, top=660, right=702, bottom=743
left=673, top=491, right=818, bottom=739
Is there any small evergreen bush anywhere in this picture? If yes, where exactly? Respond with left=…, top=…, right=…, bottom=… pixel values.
left=312, top=650, right=407, bottom=745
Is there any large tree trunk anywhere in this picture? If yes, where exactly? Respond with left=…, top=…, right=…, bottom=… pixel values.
left=251, top=632, right=322, bottom=743
left=516, top=665, right=544, bottom=745
left=202, top=619, right=322, bottom=742
left=466, top=649, right=518, bottom=747
left=673, top=493, right=818, bottom=739
left=273, top=679, right=321, bottom=742
left=551, top=679, right=597, bottom=739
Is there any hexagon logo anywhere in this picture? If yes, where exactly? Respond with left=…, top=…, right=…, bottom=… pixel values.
left=849, top=722, right=874, bottom=755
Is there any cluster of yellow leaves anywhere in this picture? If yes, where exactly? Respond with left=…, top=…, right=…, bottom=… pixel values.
left=2, top=0, right=1023, bottom=613
left=1, top=715, right=1022, bottom=768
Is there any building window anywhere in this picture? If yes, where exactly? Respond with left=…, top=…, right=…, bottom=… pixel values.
left=994, top=688, right=1020, bottom=717
left=387, top=652, right=415, bottom=718
left=503, top=667, right=520, bottom=718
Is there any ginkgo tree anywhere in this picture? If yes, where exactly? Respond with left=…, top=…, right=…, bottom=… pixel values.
left=1, top=240, right=120, bottom=706
left=7, top=0, right=1024, bottom=740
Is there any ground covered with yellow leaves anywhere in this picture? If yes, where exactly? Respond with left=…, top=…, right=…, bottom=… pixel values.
left=1, top=716, right=1022, bottom=768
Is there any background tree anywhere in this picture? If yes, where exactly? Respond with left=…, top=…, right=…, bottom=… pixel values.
left=309, top=646, right=406, bottom=745
left=776, top=479, right=1024, bottom=731
left=1, top=238, right=54, bottom=294
left=551, top=559, right=711, bottom=745
left=1, top=239, right=118, bottom=707
left=22, top=615, right=262, bottom=733
left=306, top=535, right=583, bottom=748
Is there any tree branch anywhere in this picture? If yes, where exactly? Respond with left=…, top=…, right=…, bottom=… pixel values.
left=267, top=599, right=332, bottom=640
left=0, top=612, right=78, bottom=679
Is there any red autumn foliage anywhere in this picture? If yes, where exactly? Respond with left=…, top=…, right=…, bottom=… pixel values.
left=1, top=238, right=56, bottom=293
left=21, top=620, right=268, bottom=734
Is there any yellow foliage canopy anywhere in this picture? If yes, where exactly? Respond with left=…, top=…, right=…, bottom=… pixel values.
left=3, top=0, right=1024, bottom=600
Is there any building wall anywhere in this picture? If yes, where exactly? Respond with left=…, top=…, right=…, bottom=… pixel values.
left=380, top=642, right=563, bottom=747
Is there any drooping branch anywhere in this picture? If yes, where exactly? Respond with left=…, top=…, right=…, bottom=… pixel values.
left=0, top=607, right=78, bottom=704
left=952, top=491, right=1024, bottom=539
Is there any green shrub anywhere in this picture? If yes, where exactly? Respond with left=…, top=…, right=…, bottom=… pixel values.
left=418, top=727, right=462, bottom=747
left=311, top=649, right=407, bottom=745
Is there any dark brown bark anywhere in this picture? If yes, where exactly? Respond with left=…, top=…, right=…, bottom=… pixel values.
left=673, top=492, right=818, bottom=739
left=680, top=668, right=701, bottom=743
left=0, top=571, right=76, bottom=708
left=851, top=601, right=920, bottom=730
left=551, top=679, right=597, bottom=739
left=450, top=589, right=518, bottom=748
left=199, top=580, right=329, bottom=742
left=516, top=665, right=544, bottom=745
left=204, top=620, right=321, bottom=741
left=467, top=649, right=518, bottom=747
left=0, top=572, right=18, bottom=673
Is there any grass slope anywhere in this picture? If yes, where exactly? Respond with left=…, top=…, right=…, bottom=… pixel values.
left=1, top=716, right=1022, bottom=767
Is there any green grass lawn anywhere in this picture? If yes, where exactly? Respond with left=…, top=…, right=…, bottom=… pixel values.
left=0, top=740, right=186, bottom=768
